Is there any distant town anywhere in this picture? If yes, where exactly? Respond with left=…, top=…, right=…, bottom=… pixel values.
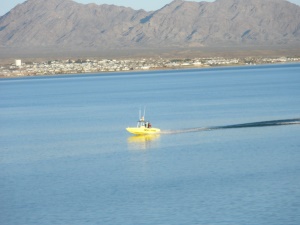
left=1, top=56, right=299, bottom=78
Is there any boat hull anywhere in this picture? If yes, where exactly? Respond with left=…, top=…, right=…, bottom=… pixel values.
left=126, top=127, right=161, bottom=135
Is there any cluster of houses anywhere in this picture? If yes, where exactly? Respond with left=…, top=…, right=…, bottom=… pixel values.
left=1, top=56, right=299, bottom=77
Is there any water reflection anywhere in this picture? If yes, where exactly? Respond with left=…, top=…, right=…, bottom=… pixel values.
left=127, top=134, right=160, bottom=150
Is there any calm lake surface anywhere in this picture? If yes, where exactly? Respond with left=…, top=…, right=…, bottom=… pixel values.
left=1, top=64, right=300, bottom=225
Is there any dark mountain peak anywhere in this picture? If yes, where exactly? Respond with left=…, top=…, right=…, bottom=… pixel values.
left=167, top=0, right=185, bottom=6
left=160, top=0, right=203, bottom=11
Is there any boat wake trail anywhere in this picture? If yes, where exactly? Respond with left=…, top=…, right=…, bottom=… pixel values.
left=160, top=118, right=300, bottom=134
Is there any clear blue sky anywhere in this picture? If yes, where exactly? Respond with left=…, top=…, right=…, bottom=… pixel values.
left=1, top=0, right=300, bottom=16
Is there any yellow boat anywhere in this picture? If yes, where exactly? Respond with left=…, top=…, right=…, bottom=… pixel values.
left=126, top=114, right=160, bottom=135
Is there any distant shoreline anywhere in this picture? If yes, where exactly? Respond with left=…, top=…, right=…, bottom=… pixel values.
left=1, top=56, right=299, bottom=79
left=0, top=61, right=299, bottom=79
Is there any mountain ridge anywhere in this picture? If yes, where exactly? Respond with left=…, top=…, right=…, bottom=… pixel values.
left=0, top=0, right=299, bottom=52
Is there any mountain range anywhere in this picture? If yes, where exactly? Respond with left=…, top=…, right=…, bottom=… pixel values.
left=0, top=0, right=300, bottom=57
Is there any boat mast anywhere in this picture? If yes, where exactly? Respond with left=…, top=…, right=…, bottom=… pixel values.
left=139, top=107, right=141, bottom=120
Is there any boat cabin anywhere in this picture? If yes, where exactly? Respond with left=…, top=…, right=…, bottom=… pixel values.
left=137, top=117, right=152, bottom=128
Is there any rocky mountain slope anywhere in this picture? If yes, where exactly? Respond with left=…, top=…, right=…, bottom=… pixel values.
left=0, top=0, right=299, bottom=49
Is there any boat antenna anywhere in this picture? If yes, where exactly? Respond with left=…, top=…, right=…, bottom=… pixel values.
left=143, top=106, right=146, bottom=119
left=139, top=107, right=141, bottom=119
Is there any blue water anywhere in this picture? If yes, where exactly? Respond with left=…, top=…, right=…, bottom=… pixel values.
left=1, top=64, right=300, bottom=225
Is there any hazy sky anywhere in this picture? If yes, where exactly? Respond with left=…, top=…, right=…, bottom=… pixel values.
left=1, top=0, right=300, bottom=16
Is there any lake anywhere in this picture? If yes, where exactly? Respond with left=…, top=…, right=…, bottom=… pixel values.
left=1, top=63, right=300, bottom=225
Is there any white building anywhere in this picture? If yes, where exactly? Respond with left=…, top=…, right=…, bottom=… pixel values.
left=15, top=59, right=22, bottom=67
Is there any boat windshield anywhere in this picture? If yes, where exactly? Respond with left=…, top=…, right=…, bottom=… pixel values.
left=137, top=120, right=152, bottom=128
